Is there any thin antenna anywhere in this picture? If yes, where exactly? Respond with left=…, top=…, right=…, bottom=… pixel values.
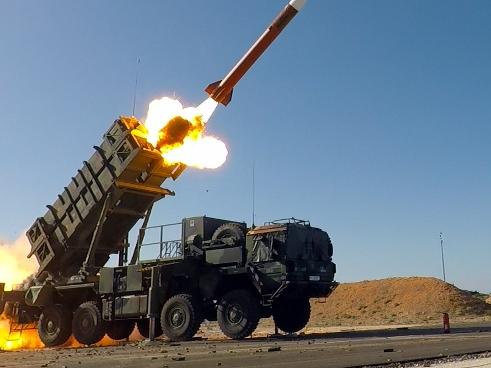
left=440, top=232, right=446, bottom=282
left=252, top=161, right=256, bottom=228
left=132, top=57, right=140, bottom=116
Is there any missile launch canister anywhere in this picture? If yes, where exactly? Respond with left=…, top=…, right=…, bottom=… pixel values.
left=205, top=0, right=307, bottom=106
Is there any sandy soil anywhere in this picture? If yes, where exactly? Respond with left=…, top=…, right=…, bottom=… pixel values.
left=310, top=277, right=491, bottom=326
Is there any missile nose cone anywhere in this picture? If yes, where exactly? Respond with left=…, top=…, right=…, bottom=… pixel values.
left=289, top=0, right=307, bottom=11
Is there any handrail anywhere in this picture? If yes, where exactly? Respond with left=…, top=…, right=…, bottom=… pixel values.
left=265, top=217, right=310, bottom=226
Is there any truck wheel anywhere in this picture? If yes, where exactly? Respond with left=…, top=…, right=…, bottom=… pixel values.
left=160, top=294, right=202, bottom=341
left=212, top=223, right=246, bottom=246
left=217, top=289, right=260, bottom=339
left=136, top=318, right=163, bottom=339
left=273, top=298, right=311, bottom=333
left=72, top=301, right=105, bottom=345
left=106, top=320, right=135, bottom=340
left=38, top=304, right=72, bottom=347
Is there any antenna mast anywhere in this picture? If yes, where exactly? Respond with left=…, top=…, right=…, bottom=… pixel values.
left=132, top=57, right=140, bottom=116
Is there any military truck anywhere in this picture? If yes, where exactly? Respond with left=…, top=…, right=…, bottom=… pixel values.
left=0, top=117, right=336, bottom=346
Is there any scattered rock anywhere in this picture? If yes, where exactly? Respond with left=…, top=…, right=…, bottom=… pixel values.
left=171, top=355, right=186, bottom=361
left=267, top=346, right=281, bottom=352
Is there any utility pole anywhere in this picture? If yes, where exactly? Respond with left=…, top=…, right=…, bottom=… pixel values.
left=440, top=232, right=446, bottom=282
left=251, top=161, right=256, bottom=228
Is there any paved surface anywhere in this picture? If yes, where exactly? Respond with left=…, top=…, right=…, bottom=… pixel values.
left=1, top=325, right=491, bottom=368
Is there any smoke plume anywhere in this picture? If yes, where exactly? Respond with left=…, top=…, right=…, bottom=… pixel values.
left=0, top=234, right=37, bottom=291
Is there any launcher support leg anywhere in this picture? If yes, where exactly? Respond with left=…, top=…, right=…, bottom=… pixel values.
left=130, top=205, right=153, bottom=265
left=81, top=192, right=112, bottom=276
left=148, top=317, right=156, bottom=341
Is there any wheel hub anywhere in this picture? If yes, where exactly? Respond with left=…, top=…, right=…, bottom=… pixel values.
left=227, top=304, right=243, bottom=325
left=81, top=313, right=93, bottom=329
left=169, top=307, right=186, bottom=329
left=46, top=320, right=56, bottom=334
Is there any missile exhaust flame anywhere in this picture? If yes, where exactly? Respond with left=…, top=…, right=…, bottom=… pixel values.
left=142, top=97, right=226, bottom=169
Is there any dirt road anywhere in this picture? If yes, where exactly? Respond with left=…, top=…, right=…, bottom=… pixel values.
left=2, top=324, right=491, bottom=368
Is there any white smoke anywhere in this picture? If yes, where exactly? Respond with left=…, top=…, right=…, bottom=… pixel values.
left=0, top=233, right=37, bottom=291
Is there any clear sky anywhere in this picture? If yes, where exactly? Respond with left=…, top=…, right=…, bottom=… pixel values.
left=1, top=0, right=490, bottom=291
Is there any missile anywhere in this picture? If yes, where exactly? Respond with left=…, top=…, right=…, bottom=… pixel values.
left=205, top=0, right=307, bottom=106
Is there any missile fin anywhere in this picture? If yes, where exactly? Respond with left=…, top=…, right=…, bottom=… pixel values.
left=205, top=80, right=233, bottom=106
left=205, top=80, right=222, bottom=95
left=221, top=89, right=233, bottom=106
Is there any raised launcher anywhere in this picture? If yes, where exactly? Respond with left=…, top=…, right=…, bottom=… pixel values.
left=25, top=117, right=185, bottom=281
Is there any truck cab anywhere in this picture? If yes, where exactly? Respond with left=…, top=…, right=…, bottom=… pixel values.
left=246, top=218, right=336, bottom=298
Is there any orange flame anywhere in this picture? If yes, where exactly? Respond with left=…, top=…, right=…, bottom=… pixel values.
left=143, top=97, right=227, bottom=169
left=0, top=316, right=43, bottom=351
left=0, top=315, right=138, bottom=351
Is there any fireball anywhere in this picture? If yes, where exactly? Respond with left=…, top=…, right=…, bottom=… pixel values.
left=142, top=97, right=227, bottom=169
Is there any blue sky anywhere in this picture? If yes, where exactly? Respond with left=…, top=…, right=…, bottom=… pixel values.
left=1, top=1, right=490, bottom=291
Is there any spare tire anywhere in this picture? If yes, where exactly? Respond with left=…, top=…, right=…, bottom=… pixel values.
left=212, top=223, right=246, bottom=246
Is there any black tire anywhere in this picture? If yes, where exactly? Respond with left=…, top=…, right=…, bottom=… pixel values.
left=160, top=294, right=202, bottom=342
left=106, top=320, right=135, bottom=340
left=136, top=318, right=163, bottom=339
left=212, top=223, right=246, bottom=246
left=273, top=298, right=311, bottom=333
left=38, top=304, right=72, bottom=347
left=72, top=301, right=105, bottom=345
left=217, top=289, right=260, bottom=339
